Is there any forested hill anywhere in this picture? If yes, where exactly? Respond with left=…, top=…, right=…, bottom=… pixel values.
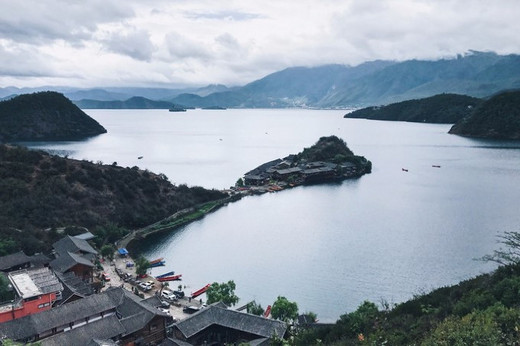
left=0, top=91, right=106, bottom=142
left=449, top=90, right=520, bottom=139
left=344, top=93, right=482, bottom=123
left=0, top=144, right=227, bottom=255
left=73, top=96, right=176, bottom=109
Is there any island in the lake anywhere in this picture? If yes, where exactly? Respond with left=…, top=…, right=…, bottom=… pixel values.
left=0, top=91, right=107, bottom=142
left=237, top=135, right=371, bottom=193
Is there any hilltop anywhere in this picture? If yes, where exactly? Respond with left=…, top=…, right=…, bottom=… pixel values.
left=449, top=90, right=520, bottom=139
left=0, top=91, right=106, bottom=142
left=0, top=144, right=227, bottom=255
left=344, top=93, right=482, bottom=123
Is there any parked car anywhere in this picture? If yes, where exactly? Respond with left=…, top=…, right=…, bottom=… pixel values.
left=160, top=300, right=170, bottom=308
left=173, top=290, right=185, bottom=299
left=161, top=290, right=177, bottom=301
left=183, top=306, right=202, bottom=314
left=138, top=282, right=152, bottom=292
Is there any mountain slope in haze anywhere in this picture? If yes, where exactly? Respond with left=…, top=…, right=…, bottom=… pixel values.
left=449, top=90, right=520, bottom=139
left=345, top=93, right=482, bottom=123
left=74, top=96, right=175, bottom=109
left=171, top=51, right=520, bottom=108
left=0, top=91, right=107, bottom=142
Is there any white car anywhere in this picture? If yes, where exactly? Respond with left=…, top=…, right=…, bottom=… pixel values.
left=161, top=290, right=177, bottom=301
left=138, top=282, right=152, bottom=291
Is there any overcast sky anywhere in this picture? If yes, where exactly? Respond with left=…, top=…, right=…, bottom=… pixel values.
left=1, top=0, right=519, bottom=88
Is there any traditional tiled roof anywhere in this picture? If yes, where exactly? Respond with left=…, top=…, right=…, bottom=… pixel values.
left=55, top=271, right=94, bottom=304
left=40, top=315, right=125, bottom=346
left=0, top=251, right=31, bottom=271
left=53, top=235, right=97, bottom=256
left=50, top=251, right=94, bottom=273
left=29, top=253, right=52, bottom=268
left=175, top=303, right=287, bottom=340
left=0, top=287, right=166, bottom=343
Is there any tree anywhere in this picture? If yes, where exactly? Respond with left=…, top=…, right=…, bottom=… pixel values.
left=206, top=280, right=239, bottom=306
left=0, top=275, right=13, bottom=303
left=246, top=300, right=265, bottom=316
left=481, top=231, right=520, bottom=265
left=271, top=296, right=298, bottom=323
left=236, top=178, right=244, bottom=187
left=135, top=256, right=150, bottom=276
left=100, top=244, right=114, bottom=261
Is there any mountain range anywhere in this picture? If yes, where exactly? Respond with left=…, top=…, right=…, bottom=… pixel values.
left=1, top=51, right=519, bottom=109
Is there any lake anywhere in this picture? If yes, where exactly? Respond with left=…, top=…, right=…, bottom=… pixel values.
left=26, top=109, right=520, bottom=322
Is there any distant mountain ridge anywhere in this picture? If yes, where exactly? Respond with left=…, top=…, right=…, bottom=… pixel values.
left=170, top=51, right=520, bottom=108
left=0, top=91, right=106, bottom=142
left=74, top=97, right=175, bottom=109
left=2, top=51, right=519, bottom=109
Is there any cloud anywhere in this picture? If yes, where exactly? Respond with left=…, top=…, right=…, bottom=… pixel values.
left=0, top=0, right=134, bottom=45
left=1, top=0, right=520, bottom=88
left=101, top=28, right=156, bottom=61
left=184, top=9, right=262, bottom=21
left=164, top=32, right=211, bottom=61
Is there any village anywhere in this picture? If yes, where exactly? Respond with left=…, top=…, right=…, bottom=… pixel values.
left=0, top=231, right=288, bottom=345
left=238, top=154, right=370, bottom=194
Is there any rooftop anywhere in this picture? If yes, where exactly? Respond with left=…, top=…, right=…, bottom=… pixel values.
left=8, top=267, right=62, bottom=299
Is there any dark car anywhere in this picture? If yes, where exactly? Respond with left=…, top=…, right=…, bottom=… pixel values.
left=174, top=290, right=185, bottom=298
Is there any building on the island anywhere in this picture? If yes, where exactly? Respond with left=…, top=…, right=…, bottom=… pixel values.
left=272, top=167, right=302, bottom=180
left=50, top=235, right=98, bottom=283
left=0, top=287, right=172, bottom=345
left=244, top=174, right=268, bottom=186
left=170, top=302, right=287, bottom=345
left=0, top=267, right=63, bottom=323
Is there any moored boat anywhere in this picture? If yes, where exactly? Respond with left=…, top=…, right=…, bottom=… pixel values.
left=156, top=271, right=175, bottom=279
left=149, top=260, right=165, bottom=267
left=157, top=274, right=182, bottom=282
left=191, top=283, right=211, bottom=298
left=149, top=257, right=164, bottom=265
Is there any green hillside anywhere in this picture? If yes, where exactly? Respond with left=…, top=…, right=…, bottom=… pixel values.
left=0, top=144, right=227, bottom=255
left=345, top=93, right=482, bottom=123
left=449, top=90, right=520, bottom=139
left=0, top=91, right=106, bottom=142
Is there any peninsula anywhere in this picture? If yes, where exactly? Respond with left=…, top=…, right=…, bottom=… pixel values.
left=449, top=90, right=520, bottom=140
left=238, top=135, right=371, bottom=193
left=0, top=91, right=107, bottom=142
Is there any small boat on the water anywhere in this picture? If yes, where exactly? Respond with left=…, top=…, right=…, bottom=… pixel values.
left=149, top=260, right=165, bottom=268
left=157, top=274, right=182, bottom=282
left=191, top=283, right=211, bottom=298
left=402, top=168, right=409, bottom=172
left=149, top=258, right=164, bottom=265
left=156, top=271, right=175, bottom=279
left=432, top=165, right=441, bottom=168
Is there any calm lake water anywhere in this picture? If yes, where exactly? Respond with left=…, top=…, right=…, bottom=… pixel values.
left=26, top=109, right=520, bottom=321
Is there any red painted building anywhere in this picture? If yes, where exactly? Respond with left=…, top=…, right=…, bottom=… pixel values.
left=0, top=267, right=62, bottom=323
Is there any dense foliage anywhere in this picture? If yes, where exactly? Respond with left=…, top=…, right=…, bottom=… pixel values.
left=271, top=296, right=299, bottom=323
left=0, top=144, right=227, bottom=255
left=0, top=91, right=106, bottom=142
left=293, top=264, right=520, bottom=345
left=295, top=136, right=371, bottom=172
left=449, top=90, right=520, bottom=139
left=74, top=96, right=175, bottom=109
left=206, top=280, right=240, bottom=306
left=345, top=93, right=482, bottom=124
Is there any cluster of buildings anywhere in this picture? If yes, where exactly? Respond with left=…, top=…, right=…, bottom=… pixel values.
left=0, top=234, right=288, bottom=345
left=243, top=156, right=363, bottom=188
